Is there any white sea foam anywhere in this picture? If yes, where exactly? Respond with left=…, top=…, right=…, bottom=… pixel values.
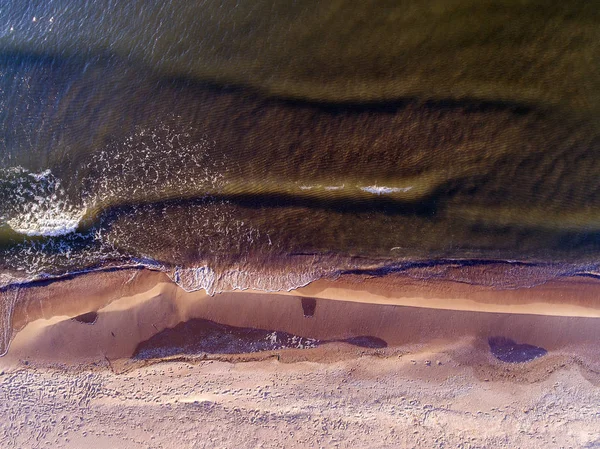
left=2, top=124, right=220, bottom=239
left=83, top=123, right=223, bottom=205
left=171, top=263, right=326, bottom=296
left=360, top=185, right=413, bottom=195
left=7, top=210, right=86, bottom=237
left=28, top=169, right=52, bottom=181
left=1, top=167, right=86, bottom=237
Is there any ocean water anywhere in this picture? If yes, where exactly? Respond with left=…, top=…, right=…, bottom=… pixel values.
left=0, top=0, right=600, bottom=295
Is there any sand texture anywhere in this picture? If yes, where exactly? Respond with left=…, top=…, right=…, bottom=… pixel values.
left=0, top=269, right=599, bottom=447
left=2, top=353, right=600, bottom=448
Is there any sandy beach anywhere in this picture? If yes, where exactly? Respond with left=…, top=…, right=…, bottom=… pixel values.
left=1, top=2, right=599, bottom=447
left=2, top=267, right=600, bottom=362
left=0, top=268, right=599, bottom=447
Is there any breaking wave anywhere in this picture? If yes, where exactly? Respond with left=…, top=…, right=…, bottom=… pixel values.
left=361, top=185, right=413, bottom=195
left=170, top=261, right=331, bottom=296
left=0, top=167, right=86, bottom=237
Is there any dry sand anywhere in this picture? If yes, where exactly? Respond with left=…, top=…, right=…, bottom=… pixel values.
left=1, top=268, right=600, bottom=447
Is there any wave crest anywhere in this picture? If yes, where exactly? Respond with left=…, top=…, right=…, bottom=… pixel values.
left=0, top=167, right=86, bottom=237
left=170, top=261, right=330, bottom=296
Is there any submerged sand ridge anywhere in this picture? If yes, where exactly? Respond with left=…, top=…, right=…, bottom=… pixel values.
left=2, top=49, right=600, bottom=279
left=2, top=1, right=598, bottom=109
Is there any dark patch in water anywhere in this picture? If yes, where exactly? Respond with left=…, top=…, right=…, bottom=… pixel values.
left=72, top=311, right=98, bottom=325
left=343, top=336, right=388, bottom=349
left=301, top=297, right=317, bottom=317
left=216, top=191, right=439, bottom=216
left=488, top=336, right=547, bottom=363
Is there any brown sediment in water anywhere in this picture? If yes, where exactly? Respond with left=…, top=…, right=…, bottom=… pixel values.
left=4, top=52, right=600, bottom=267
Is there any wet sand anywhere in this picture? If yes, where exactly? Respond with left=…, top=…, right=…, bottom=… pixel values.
left=1, top=268, right=600, bottom=447
left=2, top=267, right=600, bottom=363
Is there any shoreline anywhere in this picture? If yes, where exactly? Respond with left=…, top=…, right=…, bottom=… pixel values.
left=1, top=266, right=600, bottom=367
left=3, top=256, right=600, bottom=292
left=287, top=273, right=600, bottom=318
left=2, top=265, right=600, bottom=447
